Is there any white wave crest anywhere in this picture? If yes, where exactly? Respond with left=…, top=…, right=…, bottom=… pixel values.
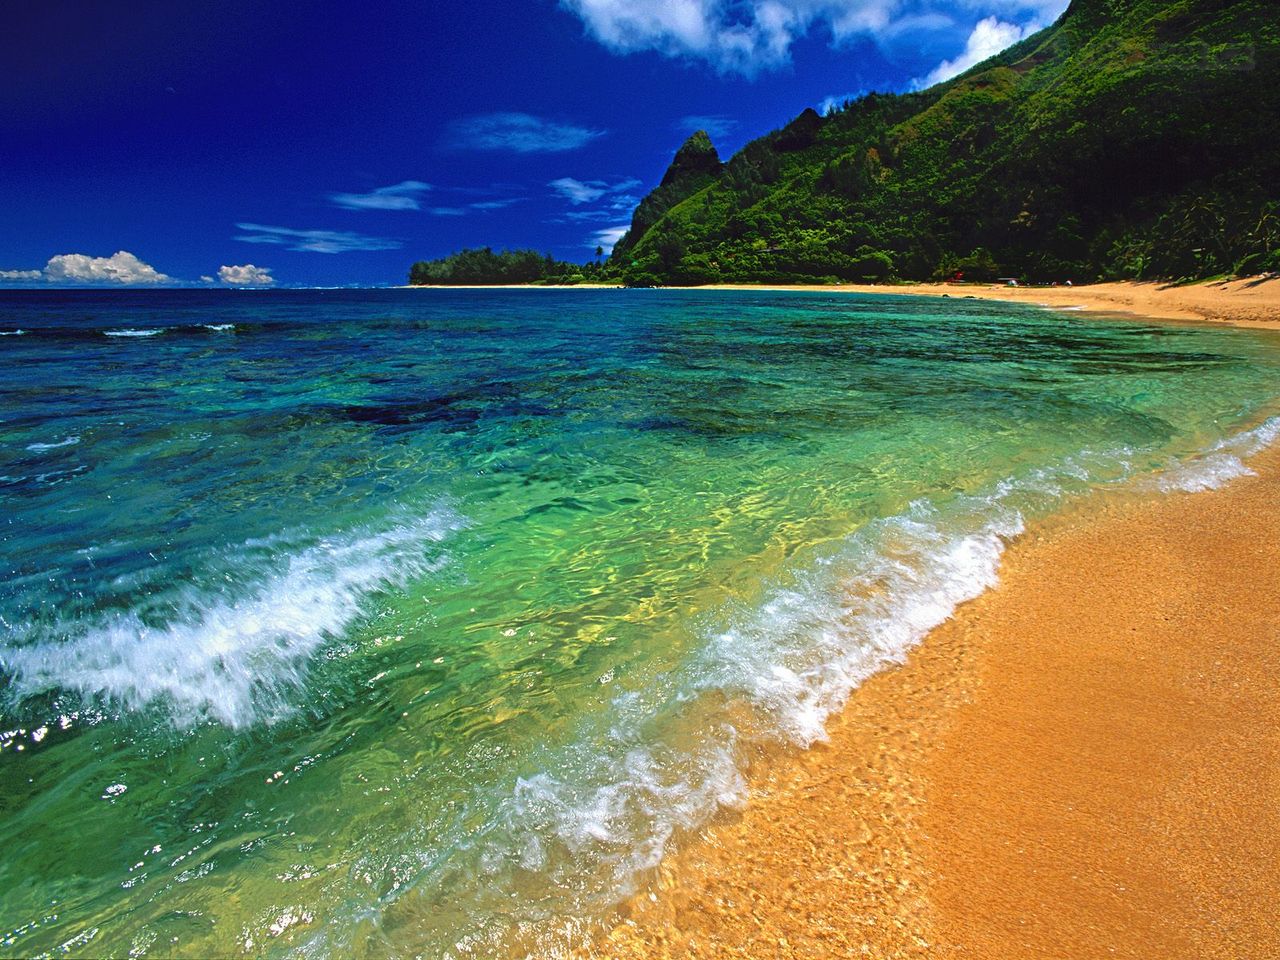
left=0, top=507, right=466, bottom=728
left=694, top=498, right=1023, bottom=747
left=296, top=412, right=1280, bottom=958
left=104, top=328, right=165, bottom=338
left=25, top=436, right=80, bottom=453
left=1143, top=415, right=1280, bottom=493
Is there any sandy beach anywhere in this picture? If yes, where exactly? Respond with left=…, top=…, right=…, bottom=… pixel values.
left=700, top=277, right=1280, bottom=331
left=586, top=309, right=1280, bottom=957
left=407, top=277, right=1280, bottom=332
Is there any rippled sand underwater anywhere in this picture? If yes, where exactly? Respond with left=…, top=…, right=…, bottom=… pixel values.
left=2, top=288, right=1279, bottom=958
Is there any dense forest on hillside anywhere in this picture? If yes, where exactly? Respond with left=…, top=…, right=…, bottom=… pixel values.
left=412, top=0, right=1280, bottom=287
left=407, top=248, right=605, bottom=285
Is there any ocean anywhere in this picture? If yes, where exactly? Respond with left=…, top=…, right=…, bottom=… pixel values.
left=2, top=288, right=1278, bottom=958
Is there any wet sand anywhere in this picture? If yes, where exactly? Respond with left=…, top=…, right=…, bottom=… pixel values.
left=590, top=442, right=1280, bottom=957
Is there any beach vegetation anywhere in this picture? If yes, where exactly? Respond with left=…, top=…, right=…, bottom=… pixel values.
left=604, top=0, right=1280, bottom=286
left=408, top=247, right=604, bottom=286
left=411, top=0, right=1279, bottom=288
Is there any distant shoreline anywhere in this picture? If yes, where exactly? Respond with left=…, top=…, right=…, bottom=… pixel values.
left=402, top=277, right=1280, bottom=331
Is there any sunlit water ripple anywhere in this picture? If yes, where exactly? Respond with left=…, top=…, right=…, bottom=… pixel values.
left=1, top=288, right=1278, bottom=958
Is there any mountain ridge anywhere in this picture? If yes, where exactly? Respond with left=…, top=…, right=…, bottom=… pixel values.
left=607, top=0, right=1280, bottom=285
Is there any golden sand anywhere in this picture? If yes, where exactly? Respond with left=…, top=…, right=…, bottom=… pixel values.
left=587, top=444, right=1280, bottom=958
left=409, top=278, right=1280, bottom=331
left=698, top=277, right=1280, bottom=331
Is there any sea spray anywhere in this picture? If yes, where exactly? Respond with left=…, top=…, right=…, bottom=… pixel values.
left=0, top=506, right=466, bottom=728
left=3, top=289, right=1280, bottom=959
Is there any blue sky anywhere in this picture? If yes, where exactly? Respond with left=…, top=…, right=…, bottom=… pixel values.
left=0, top=0, right=1067, bottom=287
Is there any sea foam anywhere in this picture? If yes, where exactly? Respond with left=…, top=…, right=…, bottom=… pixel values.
left=0, top=506, right=466, bottom=729
left=1144, top=415, right=1280, bottom=493
left=25, top=436, right=80, bottom=453
left=343, top=416, right=1280, bottom=958
left=103, top=328, right=166, bottom=338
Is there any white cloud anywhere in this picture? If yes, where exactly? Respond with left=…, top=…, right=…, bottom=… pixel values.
left=234, top=223, right=401, bottom=253
left=470, top=197, right=524, bottom=210
left=914, top=14, right=1033, bottom=87
left=591, top=224, right=630, bottom=252
left=818, top=90, right=867, bottom=114
left=329, top=180, right=432, bottom=211
left=218, top=264, right=275, bottom=286
left=559, top=0, right=1067, bottom=76
left=42, top=251, right=170, bottom=284
left=200, top=275, right=215, bottom=283
left=447, top=113, right=605, bottom=153
left=427, top=207, right=469, bottom=216
left=549, top=176, right=641, bottom=206
left=676, top=114, right=737, bottom=138
left=0, top=268, right=42, bottom=280
left=549, top=177, right=608, bottom=205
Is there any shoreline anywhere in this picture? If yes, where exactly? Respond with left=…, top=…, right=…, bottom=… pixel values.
left=583, top=302, right=1280, bottom=957
left=698, top=277, right=1280, bottom=331
left=402, top=277, right=1280, bottom=331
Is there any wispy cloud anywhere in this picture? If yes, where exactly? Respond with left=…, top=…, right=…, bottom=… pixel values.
left=590, top=224, right=630, bottom=253
left=676, top=114, right=737, bottom=138
left=549, top=177, right=608, bottom=205
left=549, top=176, right=641, bottom=206
left=424, top=196, right=524, bottom=217
left=470, top=197, right=525, bottom=210
left=218, top=263, right=275, bottom=285
left=559, top=0, right=1067, bottom=76
left=447, top=112, right=605, bottom=153
left=817, top=90, right=867, bottom=114
left=234, top=223, right=401, bottom=253
left=561, top=208, right=629, bottom=222
left=329, top=180, right=432, bottom=211
left=0, top=251, right=171, bottom=285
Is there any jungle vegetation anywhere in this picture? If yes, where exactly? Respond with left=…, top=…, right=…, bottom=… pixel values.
left=412, top=0, right=1280, bottom=287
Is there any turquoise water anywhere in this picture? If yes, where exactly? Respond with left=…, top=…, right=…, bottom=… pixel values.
left=1, top=289, right=1278, bottom=958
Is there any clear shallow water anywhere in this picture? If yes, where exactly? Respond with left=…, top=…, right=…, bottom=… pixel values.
left=1, top=289, right=1278, bottom=958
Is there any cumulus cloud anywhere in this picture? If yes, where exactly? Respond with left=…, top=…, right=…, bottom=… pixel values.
left=0, top=252, right=171, bottom=284
left=447, top=113, right=605, bottom=153
left=676, top=114, right=738, bottom=138
left=914, top=14, right=1033, bottom=87
left=35, top=251, right=169, bottom=284
left=329, top=180, right=432, bottom=211
left=218, top=264, right=275, bottom=286
left=234, top=223, right=401, bottom=253
left=559, top=0, right=1067, bottom=75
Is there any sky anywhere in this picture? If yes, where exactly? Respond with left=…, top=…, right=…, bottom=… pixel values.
left=0, top=0, right=1069, bottom=288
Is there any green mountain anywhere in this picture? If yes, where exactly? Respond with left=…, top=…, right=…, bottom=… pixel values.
left=609, top=0, right=1280, bottom=285
left=611, top=130, right=724, bottom=261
